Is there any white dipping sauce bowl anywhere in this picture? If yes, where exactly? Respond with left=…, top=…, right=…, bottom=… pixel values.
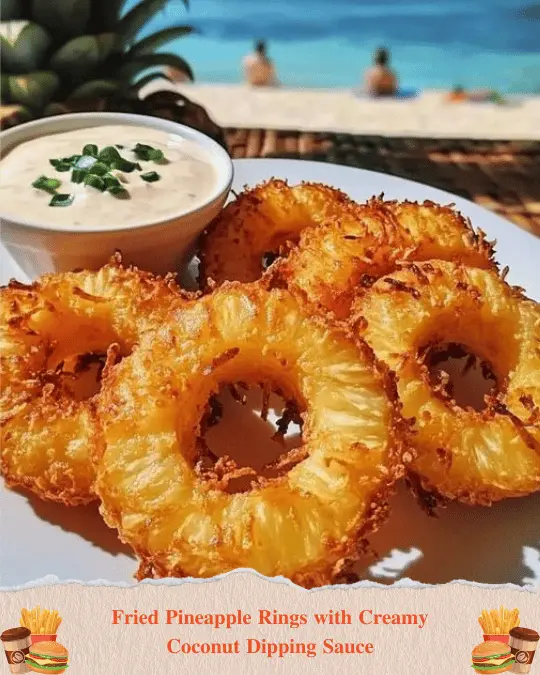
left=0, top=112, right=233, bottom=278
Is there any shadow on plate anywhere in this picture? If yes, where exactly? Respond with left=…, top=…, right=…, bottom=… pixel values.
left=11, top=387, right=295, bottom=563
left=358, top=485, right=540, bottom=585
left=15, top=487, right=134, bottom=559
left=13, top=382, right=540, bottom=587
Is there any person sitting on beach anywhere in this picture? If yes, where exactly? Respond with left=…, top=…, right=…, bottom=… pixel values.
left=364, top=47, right=398, bottom=97
left=446, top=85, right=506, bottom=104
left=243, top=40, right=278, bottom=87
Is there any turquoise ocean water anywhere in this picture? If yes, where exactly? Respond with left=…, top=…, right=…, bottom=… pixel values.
left=130, top=0, right=540, bottom=93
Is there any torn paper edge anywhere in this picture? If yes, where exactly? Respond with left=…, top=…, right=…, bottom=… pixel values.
left=1, top=570, right=539, bottom=594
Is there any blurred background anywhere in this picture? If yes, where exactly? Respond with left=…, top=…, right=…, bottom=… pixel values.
left=1, top=0, right=539, bottom=235
left=138, top=0, right=540, bottom=93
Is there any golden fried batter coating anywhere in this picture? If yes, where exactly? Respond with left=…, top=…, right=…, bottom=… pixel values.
left=95, top=282, right=404, bottom=586
left=353, top=260, right=540, bottom=504
left=199, top=179, right=359, bottom=287
left=1, top=258, right=186, bottom=505
left=278, top=198, right=495, bottom=319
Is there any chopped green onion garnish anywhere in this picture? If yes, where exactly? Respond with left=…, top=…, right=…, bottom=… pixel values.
left=32, top=175, right=62, bottom=193
left=98, top=146, right=122, bottom=164
left=104, top=174, right=121, bottom=188
left=110, top=158, right=138, bottom=173
left=133, top=143, right=152, bottom=160
left=39, top=138, right=169, bottom=206
left=74, top=155, right=97, bottom=170
left=84, top=174, right=106, bottom=191
left=49, top=155, right=83, bottom=172
left=49, top=193, right=74, bottom=207
left=71, top=169, right=87, bottom=184
left=108, top=185, right=129, bottom=197
left=140, top=171, right=161, bottom=183
left=49, top=159, right=72, bottom=172
left=88, top=161, right=109, bottom=176
left=133, top=143, right=165, bottom=162
left=82, top=144, right=98, bottom=157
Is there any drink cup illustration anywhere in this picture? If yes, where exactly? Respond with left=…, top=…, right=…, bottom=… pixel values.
left=1, top=627, right=31, bottom=674
left=509, top=627, right=539, bottom=674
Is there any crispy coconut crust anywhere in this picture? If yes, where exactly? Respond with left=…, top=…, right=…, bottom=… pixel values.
left=1, top=256, right=188, bottom=505
left=353, top=260, right=540, bottom=504
left=276, top=198, right=496, bottom=320
left=198, top=179, right=360, bottom=288
left=94, top=281, right=405, bottom=586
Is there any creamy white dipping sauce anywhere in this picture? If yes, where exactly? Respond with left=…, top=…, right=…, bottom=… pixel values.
left=0, top=125, right=218, bottom=228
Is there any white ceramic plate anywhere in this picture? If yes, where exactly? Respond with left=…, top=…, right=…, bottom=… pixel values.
left=1, top=158, right=539, bottom=588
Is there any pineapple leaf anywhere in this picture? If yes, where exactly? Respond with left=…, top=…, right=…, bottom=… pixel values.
left=2, top=0, right=29, bottom=21
left=119, top=52, right=194, bottom=82
left=96, top=33, right=121, bottom=61
left=12, top=104, right=34, bottom=123
left=31, top=0, right=92, bottom=40
left=94, top=0, right=125, bottom=31
left=128, top=26, right=195, bottom=58
left=49, top=35, right=102, bottom=82
left=8, top=71, right=60, bottom=109
left=0, top=21, right=52, bottom=73
left=1, top=75, right=11, bottom=102
left=118, top=0, right=168, bottom=47
left=131, top=70, right=175, bottom=91
left=43, top=102, right=73, bottom=117
left=68, top=80, right=122, bottom=100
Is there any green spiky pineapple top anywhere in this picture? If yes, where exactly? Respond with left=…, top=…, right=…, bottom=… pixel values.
left=0, top=0, right=194, bottom=117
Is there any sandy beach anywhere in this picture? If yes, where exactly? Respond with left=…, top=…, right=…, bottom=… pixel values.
left=147, top=82, right=540, bottom=140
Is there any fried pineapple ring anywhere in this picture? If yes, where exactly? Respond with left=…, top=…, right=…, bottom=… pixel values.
left=95, top=283, right=403, bottom=586
left=278, top=198, right=495, bottom=319
left=199, top=179, right=358, bottom=287
left=353, top=260, right=540, bottom=504
left=1, top=259, right=184, bottom=505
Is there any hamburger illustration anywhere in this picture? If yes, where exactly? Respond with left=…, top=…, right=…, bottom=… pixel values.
left=471, top=641, right=515, bottom=673
left=25, top=641, right=68, bottom=673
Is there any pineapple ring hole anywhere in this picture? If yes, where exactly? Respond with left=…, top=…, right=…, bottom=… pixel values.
left=423, top=342, right=497, bottom=411
left=262, top=232, right=300, bottom=270
left=262, top=251, right=281, bottom=270
left=46, top=349, right=126, bottom=402
left=196, top=383, right=304, bottom=494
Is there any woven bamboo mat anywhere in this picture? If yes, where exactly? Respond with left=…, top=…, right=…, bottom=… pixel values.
left=226, top=128, right=540, bottom=238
